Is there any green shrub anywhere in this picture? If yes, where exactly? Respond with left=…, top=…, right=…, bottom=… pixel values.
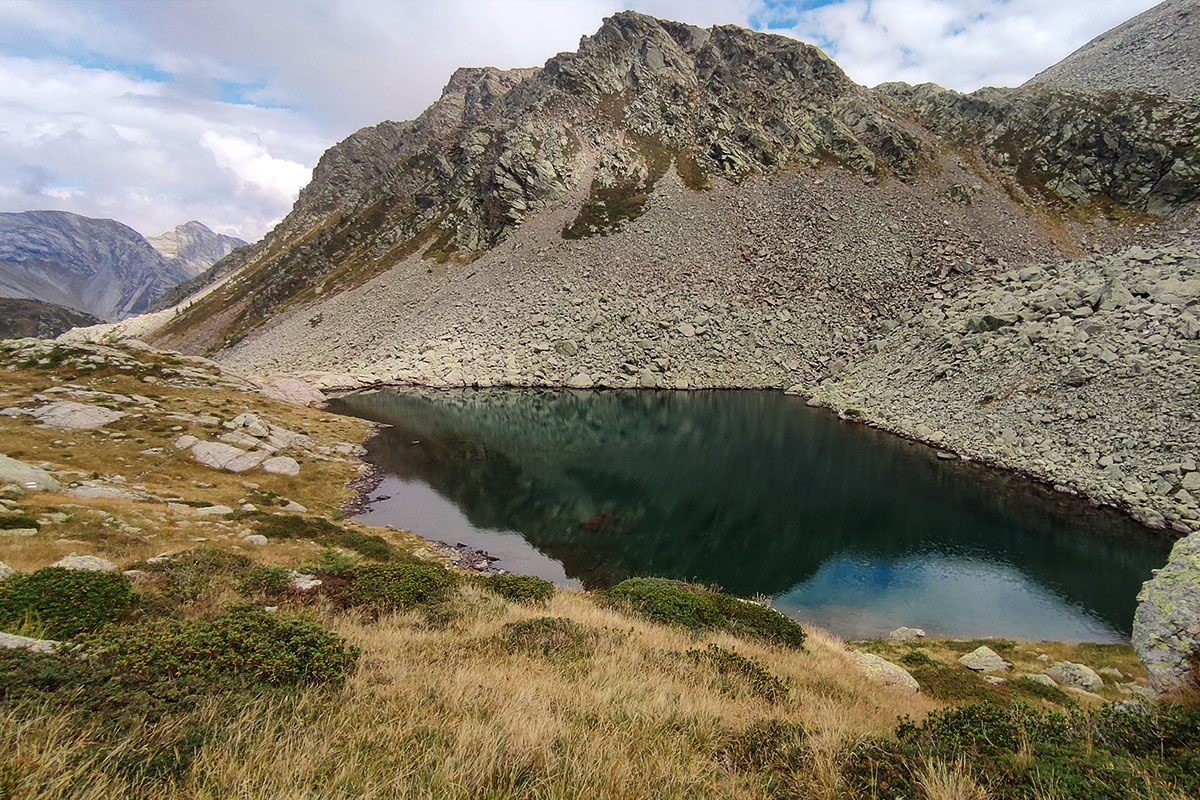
left=474, top=573, right=555, bottom=605
left=140, top=547, right=253, bottom=602
left=686, top=644, right=790, bottom=703
left=85, top=605, right=358, bottom=687
left=716, top=719, right=807, bottom=773
left=0, top=567, right=132, bottom=638
left=236, top=566, right=291, bottom=596
left=346, top=560, right=457, bottom=613
left=247, top=513, right=392, bottom=561
left=604, top=578, right=805, bottom=649
left=0, top=515, right=39, bottom=530
left=493, top=617, right=599, bottom=662
left=305, top=547, right=360, bottom=578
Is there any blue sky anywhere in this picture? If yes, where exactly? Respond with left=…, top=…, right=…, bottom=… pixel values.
left=0, top=0, right=1161, bottom=240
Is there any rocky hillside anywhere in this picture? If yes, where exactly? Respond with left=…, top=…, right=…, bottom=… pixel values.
left=146, top=220, right=245, bottom=279
left=1026, top=0, right=1200, bottom=102
left=0, top=211, right=235, bottom=321
left=0, top=298, right=100, bottom=339
left=149, top=10, right=1199, bottom=362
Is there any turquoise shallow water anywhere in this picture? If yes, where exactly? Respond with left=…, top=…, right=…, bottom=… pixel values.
left=329, top=388, right=1174, bottom=642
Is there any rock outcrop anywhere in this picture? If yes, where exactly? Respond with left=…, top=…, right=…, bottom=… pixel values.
left=0, top=298, right=101, bottom=339
left=1133, top=531, right=1200, bottom=692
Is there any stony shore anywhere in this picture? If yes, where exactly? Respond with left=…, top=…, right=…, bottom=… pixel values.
left=810, top=239, right=1200, bottom=535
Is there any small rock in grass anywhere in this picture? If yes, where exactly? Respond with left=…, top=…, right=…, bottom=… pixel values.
left=850, top=650, right=920, bottom=692
left=0, top=632, right=60, bottom=653
left=192, top=504, right=234, bottom=517
left=289, top=571, right=322, bottom=592
left=0, top=561, right=15, bottom=581
left=958, top=645, right=1010, bottom=672
left=262, top=456, right=300, bottom=476
left=887, top=626, right=926, bottom=643
left=1047, top=661, right=1104, bottom=692
left=173, top=434, right=200, bottom=450
left=1021, top=673, right=1058, bottom=688
left=241, top=534, right=269, bottom=546
left=51, top=553, right=118, bottom=572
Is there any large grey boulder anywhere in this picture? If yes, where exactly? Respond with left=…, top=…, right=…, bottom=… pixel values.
left=190, top=441, right=267, bottom=473
left=0, top=454, right=61, bottom=492
left=1046, top=661, right=1104, bottom=692
left=887, top=626, right=926, bottom=643
left=262, top=456, right=300, bottom=476
left=30, top=401, right=125, bottom=429
left=850, top=651, right=920, bottom=692
left=1133, top=531, right=1200, bottom=692
left=958, top=645, right=1010, bottom=672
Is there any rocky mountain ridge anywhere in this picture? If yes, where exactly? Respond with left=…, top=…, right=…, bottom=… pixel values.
left=0, top=211, right=241, bottom=321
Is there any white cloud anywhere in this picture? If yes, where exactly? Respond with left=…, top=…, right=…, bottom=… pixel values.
left=0, top=0, right=1169, bottom=242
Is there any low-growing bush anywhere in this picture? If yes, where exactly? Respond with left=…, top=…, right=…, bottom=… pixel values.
left=0, top=567, right=132, bottom=638
left=715, top=719, right=807, bottom=773
left=686, top=645, right=790, bottom=703
left=474, top=573, right=555, bottom=605
left=345, top=560, right=457, bottom=613
left=85, top=605, right=359, bottom=688
left=604, top=578, right=805, bottom=648
left=140, top=548, right=253, bottom=602
left=0, top=515, right=39, bottom=530
left=305, top=547, right=360, bottom=577
left=493, top=617, right=599, bottom=662
left=236, top=566, right=291, bottom=596
left=246, top=512, right=393, bottom=561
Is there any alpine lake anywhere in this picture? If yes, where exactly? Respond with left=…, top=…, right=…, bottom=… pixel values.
left=328, top=388, right=1174, bottom=642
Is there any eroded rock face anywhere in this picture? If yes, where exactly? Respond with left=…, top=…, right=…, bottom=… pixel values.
left=1133, top=531, right=1200, bottom=692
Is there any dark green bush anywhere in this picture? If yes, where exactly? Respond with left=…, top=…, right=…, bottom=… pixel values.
left=604, top=578, right=805, bottom=649
left=346, top=560, right=457, bottom=613
left=474, top=573, right=555, bottom=605
left=236, top=566, right=291, bottom=596
left=0, top=567, right=132, bottom=638
left=85, top=605, right=358, bottom=687
left=494, top=617, right=599, bottom=662
left=716, top=719, right=807, bottom=773
left=305, top=547, right=360, bottom=577
left=687, top=644, right=790, bottom=703
left=0, top=515, right=39, bottom=530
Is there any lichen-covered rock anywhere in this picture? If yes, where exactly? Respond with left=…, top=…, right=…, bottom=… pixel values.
left=190, top=441, right=267, bottom=473
left=1133, top=531, right=1200, bottom=692
left=30, top=400, right=125, bottom=429
left=1046, top=661, right=1104, bottom=692
left=887, top=626, right=926, bottom=643
left=0, top=631, right=61, bottom=654
left=51, top=553, right=119, bottom=572
left=958, top=645, right=1010, bottom=672
left=850, top=650, right=920, bottom=692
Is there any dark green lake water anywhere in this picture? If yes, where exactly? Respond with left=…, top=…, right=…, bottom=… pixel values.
left=329, top=388, right=1174, bottom=642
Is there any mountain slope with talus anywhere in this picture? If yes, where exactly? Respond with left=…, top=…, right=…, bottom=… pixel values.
left=149, top=11, right=1200, bottom=376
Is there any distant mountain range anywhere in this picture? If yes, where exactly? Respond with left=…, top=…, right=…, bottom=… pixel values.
left=0, top=211, right=244, bottom=321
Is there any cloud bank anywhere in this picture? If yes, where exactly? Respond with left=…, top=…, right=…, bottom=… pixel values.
left=0, top=0, right=1161, bottom=240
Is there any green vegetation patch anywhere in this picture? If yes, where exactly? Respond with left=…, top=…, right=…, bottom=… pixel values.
left=473, top=573, right=555, bottom=605
left=493, top=617, right=600, bottom=663
left=140, top=547, right=253, bottom=603
left=235, top=565, right=292, bottom=597
left=842, top=701, right=1200, bottom=800
left=0, top=515, right=39, bottom=530
left=686, top=644, right=790, bottom=703
left=0, top=567, right=132, bottom=639
left=244, top=512, right=393, bottom=561
left=345, top=559, right=458, bottom=614
left=604, top=578, right=805, bottom=649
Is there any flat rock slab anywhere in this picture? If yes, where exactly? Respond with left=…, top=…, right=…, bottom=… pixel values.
left=0, top=632, right=61, bottom=653
left=31, top=401, right=126, bottom=429
left=959, top=645, right=1010, bottom=672
left=262, top=456, right=300, bottom=476
left=191, top=441, right=267, bottom=473
left=0, top=454, right=61, bottom=492
left=257, top=377, right=326, bottom=407
left=1047, top=661, right=1104, bottom=692
left=52, top=554, right=118, bottom=572
left=192, top=505, right=234, bottom=517
left=1021, top=673, right=1059, bottom=688
left=850, top=651, right=920, bottom=692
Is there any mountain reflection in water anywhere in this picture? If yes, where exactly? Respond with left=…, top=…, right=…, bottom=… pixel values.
left=330, top=388, right=1172, bottom=641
